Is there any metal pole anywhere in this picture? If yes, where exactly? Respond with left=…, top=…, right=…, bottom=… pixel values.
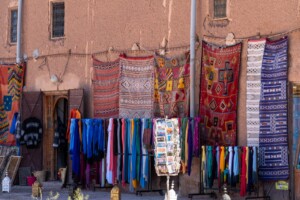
left=16, top=0, right=23, bottom=64
left=190, top=0, right=197, bottom=118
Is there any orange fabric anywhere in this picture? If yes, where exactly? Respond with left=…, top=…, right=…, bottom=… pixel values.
left=66, top=109, right=82, bottom=142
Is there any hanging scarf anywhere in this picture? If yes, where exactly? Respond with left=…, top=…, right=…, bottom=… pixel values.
left=180, top=118, right=188, bottom=173
left=228, top=146, right=233, bottom=186
left=117, top=119, right=122, bottom=181
left=140, top=118, right=149, bottom=188
left=187, top=118, right=194, bottom=175
left=193, top=117, right=200, bottom=157
left=86, top=119, right=94, bottom=162
left=124, top=119, right=130, bottom=184
left=207, top=146, right=214, bottom=188
left=245, top=147, right=249, bottom=185
left=252, top=146, right=257, bottom=184
left=216, top=146, right=220, bottom=179
left=247, top=147, right=253, bottom=192
left=219, top=146, right=225, bottom=190
left=106, top=118, right=113, bottom=184
left=121, top=118, right=126, bottom=187
left=233, top=146, right=239, bottom=186
left=81, top=119, right=88, bottom=157
left=201, top=146, right=207, bottom=188
left=69, top=118, right=81, bottom=179
left=240, top=147, right=247, bottom=196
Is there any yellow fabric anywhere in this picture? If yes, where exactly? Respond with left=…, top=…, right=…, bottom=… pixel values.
left=202, top=146, right=206, bottom=186
left=181, top=122, right=189, bottom=174
left=166, top=80, right=173, bottom=91
left=220, top=146, right=225, bottom=172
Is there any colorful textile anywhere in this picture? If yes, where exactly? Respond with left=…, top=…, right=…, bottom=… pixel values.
left=92, top=57, right=120, bottom=118
left=154, top=53, right=190, bottom=118
left=199, top=41, right=241, bottom=146
left=119, top=54, right=154, bottom=118
left=0, top=63, right=25, bottom=146
left=246, top=39, right=266, bottom=147
left=258, top=37, right=289, bottom=180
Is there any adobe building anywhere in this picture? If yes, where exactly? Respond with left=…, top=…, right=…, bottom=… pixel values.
left=0, top=0, right=299, bottom=199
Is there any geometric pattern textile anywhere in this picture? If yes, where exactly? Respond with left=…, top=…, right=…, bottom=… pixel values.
left=119, top=54, right=154, bottom=118
left=92, top=57, right=120, bottom=118
left=154, top=53, right=190, bottom=118
left=199, top=41, right=242, bottom=146
left=0, top=63, right=25, bottom=146
left=258, top=37, right=289, bottom=180
left=246, top=39, right=266, bottom=147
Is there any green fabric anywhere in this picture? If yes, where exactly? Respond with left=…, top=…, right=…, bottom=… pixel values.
left=180, top=118, right=188, bottom=161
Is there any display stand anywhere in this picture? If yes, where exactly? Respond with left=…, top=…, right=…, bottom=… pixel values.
left=136, top=153, right=164, bottom=196
left=187, top=146, right=217, bottom=199
left=151, top=118, right=181, bottom=199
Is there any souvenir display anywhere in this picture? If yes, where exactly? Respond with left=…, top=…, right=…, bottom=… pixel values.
left=153, top=118, right=181, bottom=176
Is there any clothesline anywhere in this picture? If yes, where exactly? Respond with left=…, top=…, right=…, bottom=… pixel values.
left=0, top=43, right=196, bottom=62
left=203, top=26, right=300, bottom=41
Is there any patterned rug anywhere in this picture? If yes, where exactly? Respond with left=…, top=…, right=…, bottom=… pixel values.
left=0, top=63, right=25, bottom=146
left=258, top=37, right=289, bottom=180
left=246, top=39, right=266, bottom=147
left=199, top=41, right=241, bottom=146
left=92, top=57, right=120, bottom=118
left=119, top=54, right=154, bottom=118
left=154, top=53, right=190, bottom=118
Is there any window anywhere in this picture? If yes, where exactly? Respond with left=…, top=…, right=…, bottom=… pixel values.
left=10, top=9, right=18, bottom=43
left=214, top=0, right=227, bottom=19
left=52, top=2, right=64, bottom=38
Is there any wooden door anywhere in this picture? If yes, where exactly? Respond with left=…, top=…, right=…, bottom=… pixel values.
left=20, top=91, right=43, bottom=171
left=43, top=91, right=68, bottom=180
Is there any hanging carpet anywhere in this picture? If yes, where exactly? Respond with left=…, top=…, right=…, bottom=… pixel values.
left=199, top=41, right=242, bottom=146
left=119, top=54, right=154, bottom=118
left=258, top=37, right=289, bottom=180
left=92, top=57, right=120, bottom=118
left=246, top=39, right=266, bottom=147
left=0, top=63, right=25, bottom=146
left=154, top=53, right=190, bottom=118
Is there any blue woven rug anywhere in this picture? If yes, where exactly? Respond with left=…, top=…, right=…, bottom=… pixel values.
left=258, top=37, right=289, bottom=180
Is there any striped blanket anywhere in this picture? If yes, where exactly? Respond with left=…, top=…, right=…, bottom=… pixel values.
left=92, top=57, right=120, bottom=118
left=246, top=39, right=266, bottom=147
left=258, top=37, right=289, bottom=180
left=119, top=54, right=154, bottom=118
